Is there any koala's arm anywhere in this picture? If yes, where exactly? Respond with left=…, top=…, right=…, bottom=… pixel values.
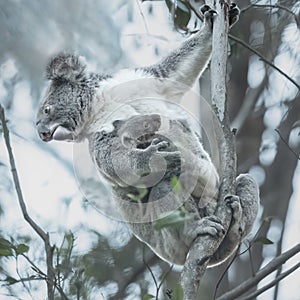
left=208, top=174, right=259, bottom=266
left=141, top=5, right=239, bottom=96
left=142, top=7, right=213, bottom=93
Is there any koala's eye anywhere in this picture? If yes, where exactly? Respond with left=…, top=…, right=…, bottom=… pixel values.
left=144, top=122, right=150, bottom=129
left=44, top=106, right=51, bottom=115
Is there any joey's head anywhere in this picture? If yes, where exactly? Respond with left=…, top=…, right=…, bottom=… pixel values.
left=113, top=114, right=162, bottom=148
left=36, top=53, right=96, bottom=142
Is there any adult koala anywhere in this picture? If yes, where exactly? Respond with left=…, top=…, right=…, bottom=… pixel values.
left=36, top=5, right=259, bottom=266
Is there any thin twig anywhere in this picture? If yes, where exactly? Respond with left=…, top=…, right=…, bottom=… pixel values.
left=145, top=259, right=159, bottom=292
left=213, top=245, right=241, bottom=300
left=136, top=0, right=150, bottom=35
left=217, top=242, right=300, bottom=300
left=275, top=128, right=300, bottom=160
left=242, top=261, right=300, bottom=300
left=241, top=4, right=299, bottom=26
left=157, top=264, right=173, bottom=292
left=229, top=34, right=300, bottom=91
left=0, top=104, right=56, bottom=300
left=15, top=256, right=34, bottom=299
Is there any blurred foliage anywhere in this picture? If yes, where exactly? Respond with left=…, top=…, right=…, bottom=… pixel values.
left=165, top=0, right=191, bottom=30
left=0, top=0, right=300, bottom=299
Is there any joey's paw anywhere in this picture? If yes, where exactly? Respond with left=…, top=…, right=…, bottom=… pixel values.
left=200, top=5, right=217, bottom=29
left=149, top=138, right=169, bottom=151
left=229, top=3, right=240, bottom=27
left=225, top=195, right=242, bottom=224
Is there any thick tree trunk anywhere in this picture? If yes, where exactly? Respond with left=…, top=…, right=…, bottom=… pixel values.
left=180, top=1, right=235, bottom=299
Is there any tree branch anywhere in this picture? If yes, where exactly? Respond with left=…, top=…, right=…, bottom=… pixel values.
left=180, top=1, right=234, bottom=299
left=229, top=34, right=300, bottom=91
left=275, top=128, right=300, bottom=160
left=216, top=242, right=300, bottom=300
left=241, top=4, right=300, bottom=26
left=242, top=261, right=300, bottom=300
left=0, top=104, right=55, bottom=300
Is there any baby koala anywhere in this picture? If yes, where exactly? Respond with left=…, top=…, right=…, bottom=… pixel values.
left=110, top=113, right=219, bottom=205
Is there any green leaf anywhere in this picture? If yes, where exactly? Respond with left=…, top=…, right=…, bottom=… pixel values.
left=0, top=238, right=14, bottom=256
left=0, top=238, right=12, bottom=248
left=16, top=243, right=29, bottom=255
left=172, top=284, right=184, bottom=300
left=0, top=248, right=14, bottom=256
left=262, top=216, right=273, bottom=224
left=254, top=237, right=274, bottom=245
left=171, top=176, right=182, bottom=193
left=127, top=187, right=148, bottom=203
left=4, top=276, right=18, bottom=285
left=143, top=294, right=155, bottom=300
left=153, top=209, right=193, bottom=230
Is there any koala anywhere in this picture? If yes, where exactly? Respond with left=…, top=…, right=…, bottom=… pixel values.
left=36, top=4, right=259, bottom=266
left=36, top=5, right=239, bottom=142
left=89, top=114, right=258, bottom=265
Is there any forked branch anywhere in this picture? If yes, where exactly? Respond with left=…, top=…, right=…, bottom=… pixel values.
left=0, top=104, right=55, bottom=300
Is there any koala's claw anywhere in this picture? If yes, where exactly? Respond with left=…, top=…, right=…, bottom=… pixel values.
left=229, top=3, right=240, bottom=27
left=200, top=5, right=211, bottom=15
left=200, top=5, right=217, bottom=29
left=150, top=138, right=169, bottom=150
left=225, top=195, right=242, bottom=224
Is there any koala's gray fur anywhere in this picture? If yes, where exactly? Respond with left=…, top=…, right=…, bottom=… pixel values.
left=89, top=114, right=258, bottom=265
left=36, top=5, right=259, bottom=266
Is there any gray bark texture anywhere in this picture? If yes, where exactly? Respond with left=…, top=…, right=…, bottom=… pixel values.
left=180, top=1, right=236, bottom=299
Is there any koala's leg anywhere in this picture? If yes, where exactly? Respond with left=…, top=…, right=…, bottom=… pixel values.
left=235, top=174, right=260, bottom=236
left=208, top=174, right=259, bottom=267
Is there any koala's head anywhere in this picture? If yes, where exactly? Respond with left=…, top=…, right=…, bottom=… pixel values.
left=36, top=53, right=95, bottom=142
left=113, top=114, right=162, bottom=148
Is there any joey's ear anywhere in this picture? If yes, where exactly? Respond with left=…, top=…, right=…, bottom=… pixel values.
left=112, top=120, right=124, bottom=130
left=150, top=114, right=161, bottom=120
left=150, top=114, right=161, bottom=126
left=46, top=53, right=86, bottom=82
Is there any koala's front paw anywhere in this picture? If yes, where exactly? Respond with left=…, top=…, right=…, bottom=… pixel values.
left=200, top=5, right=217, bottom=30
left=229, top=3, right=240, bottom=27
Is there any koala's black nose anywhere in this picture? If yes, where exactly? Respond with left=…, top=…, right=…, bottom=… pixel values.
left=36, top=123, right=52, bottom=142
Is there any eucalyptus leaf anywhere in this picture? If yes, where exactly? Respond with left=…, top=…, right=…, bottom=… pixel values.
left=254, top=236, right=274, bottom=245
left=16, top=243, right=29, bottom=255
left=153, top=210, right=193, bottom=230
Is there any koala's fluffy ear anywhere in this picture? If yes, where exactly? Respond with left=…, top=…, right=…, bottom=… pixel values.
left=46, top=53, right=86, bottom=83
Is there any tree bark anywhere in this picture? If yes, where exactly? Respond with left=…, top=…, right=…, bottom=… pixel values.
left=180, top=1, right=235, bottom=299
